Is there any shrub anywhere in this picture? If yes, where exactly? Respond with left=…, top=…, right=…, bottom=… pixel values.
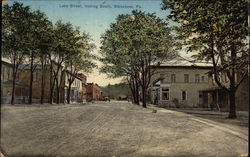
left=172, top=98, right=180, bottom=108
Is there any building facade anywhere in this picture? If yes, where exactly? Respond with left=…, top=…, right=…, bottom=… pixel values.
left=200, top=72, right=249, bottom=111
left=1, top=60, right=87, bottom=104
left=63, top=71, right=83, bottom=103
left=76, top=73, right=87, bottom=102
left=149, top=65, right=213, bottom=107
left=1, top=61, right=29, bottom=103
left=86, top=83, right=102, bottom=101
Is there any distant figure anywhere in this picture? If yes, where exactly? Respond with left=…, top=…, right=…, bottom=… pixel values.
left=108, top=97, right=111, bottom=103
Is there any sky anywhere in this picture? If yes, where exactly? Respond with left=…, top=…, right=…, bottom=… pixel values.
left=4, top=0, right=175, bottom=86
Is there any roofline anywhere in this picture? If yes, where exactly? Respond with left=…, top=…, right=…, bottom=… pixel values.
left=1, top=60, right=13, bottom=67
left=65, top=70, right=82, bottom=80
left=151, top=65, right=213, bottom=70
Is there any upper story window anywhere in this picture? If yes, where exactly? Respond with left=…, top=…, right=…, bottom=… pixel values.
left=201, top=76, right=205, bottom=83
left=160, top=74, right=165, bottom=79
left=171, top=74, right=176, bottom=83
left=195, top=74, right=200, bottom=83
left=184, top=74, right=189, bottom=83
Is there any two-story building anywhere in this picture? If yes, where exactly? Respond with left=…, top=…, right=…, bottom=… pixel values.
left=76, top=73, right=87, bottom=102
left=63, top=70, right=83, bottom=103
left=1, top=60, right=29, bottom=103
left=149, top=63, right=213, bottom=107
left=1, top=60, right=87, bottom=104
left=86, top=83, right=102, bottom=102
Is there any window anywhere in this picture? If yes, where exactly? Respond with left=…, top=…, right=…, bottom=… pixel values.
left=182, top=91, right=187, bottom=100
left=7, top=70, right=10, bottom=80
left=33, top=72, right=37, bottom=81
left=201, top=76, right=205, bottom=82
left=212, top=74, right=215, bottom=85
left=184, top=74, right=189, bottom=83
left=160, top=74, right=165, bottom=78
left=195, top=74, right=200, bottom=83
left=161, top=88, right=169, bottom=100
left=171, top=74, right=176, bottom=83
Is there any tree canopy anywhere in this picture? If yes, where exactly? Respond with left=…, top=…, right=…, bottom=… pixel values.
left=100, top=10, right=176, bottom=107
left=162, top=0, right=249, bottom=118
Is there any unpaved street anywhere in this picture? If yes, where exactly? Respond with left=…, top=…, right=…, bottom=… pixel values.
left=1, top=101, right=248, bottom=157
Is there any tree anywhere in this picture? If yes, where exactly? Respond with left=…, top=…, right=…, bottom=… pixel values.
left=100, top=10, right=176, bottom=107
left=2, top=2, right=32, bottom=104
left=65, top=30, right=96, bottom=104
left=34, top=14, right=54, bottom=104
left=162, top=0, right=248, bottom=118
left=51, top=21, right=75, bottom=104
left=25, top=10, right=53, bottom=104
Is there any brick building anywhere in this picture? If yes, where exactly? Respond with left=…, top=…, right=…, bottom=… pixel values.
left=86, top=83, right=102, bottom=102
left=1, top=60, right=86, bottom=104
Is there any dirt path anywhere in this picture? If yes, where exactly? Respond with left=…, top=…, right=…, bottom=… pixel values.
left=1, top=101, right=248, bottom=157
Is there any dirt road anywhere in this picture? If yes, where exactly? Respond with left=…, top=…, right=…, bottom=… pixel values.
left=1, top=101, right=248, bottom=157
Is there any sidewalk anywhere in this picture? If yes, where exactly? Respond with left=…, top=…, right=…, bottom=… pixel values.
left=148, top=104, right=249, bottom=128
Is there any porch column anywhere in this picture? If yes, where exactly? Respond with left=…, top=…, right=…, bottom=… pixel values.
left=216, top=90, right=221, bottom=112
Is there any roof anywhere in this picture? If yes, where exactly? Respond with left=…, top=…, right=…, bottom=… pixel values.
left=151, top=60, right=213, bottom=70
left=153, top=65, right=213, bottom=70
left=1, top=60, right=13, bottom=67
left=65, top=70, right=82, bottom=80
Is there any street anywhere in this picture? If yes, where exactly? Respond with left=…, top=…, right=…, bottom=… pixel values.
left=1, top=101, right=248, bottom=157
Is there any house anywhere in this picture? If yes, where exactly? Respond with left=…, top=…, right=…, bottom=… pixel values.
left=86, top=83, right=102, bottom=101
left=18, top=64, right=51, bottom=103
left=1, top=60, right=29, bottom=104
left=1, top=60, right=87, bottom=104
left=63, top=70, right=83, bottom=103
left=199, top=71, right=249, bottom=111
left=76, top=73, right=87, bottom=102
left=149, top=64, right=213, bottom=107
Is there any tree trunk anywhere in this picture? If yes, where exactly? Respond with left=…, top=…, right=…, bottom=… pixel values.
left=67, top=85, right=71, bottom=104
left=11, top=66, right=17, bottom=105
left=29, top=52, right=34, bottom=104
left=142, top=86, right=147, bottom=108
left=49, top=63, right=53, bottom=104
left=40, top=55, right=45, bottom=104
left=228, top=90, right=237, bottom=118
left=135, top=77, right=140, bottom=105
left=56, top=80, right=60, bottom=104
left=129, top=78, right=136, bottom=103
